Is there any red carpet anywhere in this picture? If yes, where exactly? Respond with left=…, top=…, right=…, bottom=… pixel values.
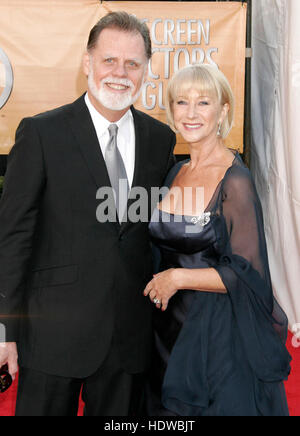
left=1, top=331, right=299, bottom=416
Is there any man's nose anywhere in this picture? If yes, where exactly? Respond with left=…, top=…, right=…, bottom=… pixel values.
left=113, top=62, right=128, bottom=77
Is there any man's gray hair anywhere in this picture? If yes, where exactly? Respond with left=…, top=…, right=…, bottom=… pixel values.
left=87, top=11, right=152, bottom=60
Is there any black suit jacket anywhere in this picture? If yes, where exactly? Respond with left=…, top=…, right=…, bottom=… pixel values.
left=0, top=95, right=176, bottom=378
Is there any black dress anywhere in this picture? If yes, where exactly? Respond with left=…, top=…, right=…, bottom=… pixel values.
left=146, top=153, right=291, bottom=416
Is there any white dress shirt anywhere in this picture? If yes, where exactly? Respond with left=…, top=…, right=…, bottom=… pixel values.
left=84, top=93, right=136, bottom=188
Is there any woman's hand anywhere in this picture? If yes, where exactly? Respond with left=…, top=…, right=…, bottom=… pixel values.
left=143, top=269, right=179, bottom=311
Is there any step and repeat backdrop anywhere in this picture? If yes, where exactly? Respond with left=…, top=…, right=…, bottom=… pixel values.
left=0, top=0, right=247, bottom=155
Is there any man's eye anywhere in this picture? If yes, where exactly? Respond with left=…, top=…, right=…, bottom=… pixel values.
left=128, top=61, right=139, bottom=68
left=105, top=58, right=114, bottom=63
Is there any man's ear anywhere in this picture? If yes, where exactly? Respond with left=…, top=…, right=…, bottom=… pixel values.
left=143, top=61, right=150, bottom=84
left=83, top=51, right=91, bottom=77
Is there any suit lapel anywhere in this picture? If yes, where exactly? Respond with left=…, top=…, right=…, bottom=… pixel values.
left=66, top=97, right=149, bottom=234
left=120, top=107, right=149, bottom=235
left=66, top=95, right=111, bottom=190
left=130, top=106, right=148, bottom=193
left=66, top=95, right=120, bottom=231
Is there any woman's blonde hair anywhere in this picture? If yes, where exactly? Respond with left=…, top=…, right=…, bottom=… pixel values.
left=166, top=64, right=235, bottom=139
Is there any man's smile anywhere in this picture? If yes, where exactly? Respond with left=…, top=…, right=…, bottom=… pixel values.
left=105, top=83, right=130, bottom=92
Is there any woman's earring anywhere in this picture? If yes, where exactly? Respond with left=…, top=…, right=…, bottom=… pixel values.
left=217, top=122, right=222, bottom=137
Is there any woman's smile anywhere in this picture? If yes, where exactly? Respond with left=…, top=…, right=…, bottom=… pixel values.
left=183, top=123, right=203, bottom=130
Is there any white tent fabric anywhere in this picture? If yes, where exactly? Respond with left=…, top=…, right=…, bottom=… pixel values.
left=251, top=0, right=300, bottom=330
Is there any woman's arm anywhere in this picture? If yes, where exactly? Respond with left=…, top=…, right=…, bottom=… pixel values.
left=175, top=267, right=226, bottom=293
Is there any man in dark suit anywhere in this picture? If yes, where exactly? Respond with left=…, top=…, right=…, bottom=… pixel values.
left=0, top=12, right=176, bottom=416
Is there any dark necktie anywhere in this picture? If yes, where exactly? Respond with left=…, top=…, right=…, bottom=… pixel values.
left=105, top=124, right=129, bottom=222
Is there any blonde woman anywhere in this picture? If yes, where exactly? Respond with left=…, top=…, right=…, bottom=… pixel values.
left=144, top=64, right=291, bottom=416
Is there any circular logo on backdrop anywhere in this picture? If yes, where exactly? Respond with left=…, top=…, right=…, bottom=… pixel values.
left=0, top=47, right=14, bottom=109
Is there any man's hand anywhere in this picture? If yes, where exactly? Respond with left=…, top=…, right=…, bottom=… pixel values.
left=0, top=342, right=18, bottom=380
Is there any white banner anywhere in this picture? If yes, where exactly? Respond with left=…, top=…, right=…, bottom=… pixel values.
left=251, top=0, right=300, bottom=328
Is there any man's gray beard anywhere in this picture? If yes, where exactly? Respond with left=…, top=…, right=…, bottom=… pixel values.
left=88, top=70, right=143, bottom=111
